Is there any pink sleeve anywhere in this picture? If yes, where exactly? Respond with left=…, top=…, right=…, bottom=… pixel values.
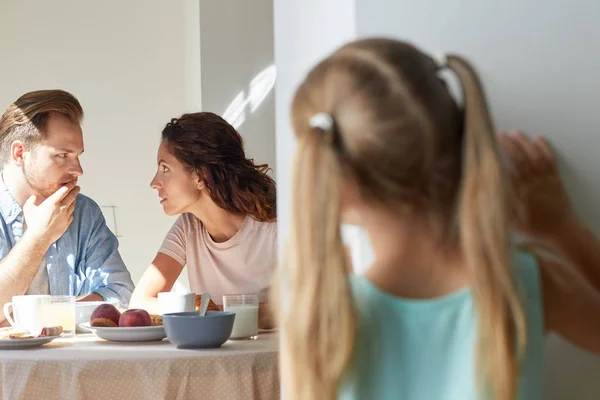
left=158, top=215, right=188, bottom=266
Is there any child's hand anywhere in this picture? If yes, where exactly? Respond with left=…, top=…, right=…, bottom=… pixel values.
left=498, top=131, right=575, bottom=239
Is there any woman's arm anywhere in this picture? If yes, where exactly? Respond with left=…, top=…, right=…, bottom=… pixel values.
left=129, top=253, right=184, bottom=314
left=539, top=216, right=600, bottom=295
left=538, top=254, right=600, bottom=353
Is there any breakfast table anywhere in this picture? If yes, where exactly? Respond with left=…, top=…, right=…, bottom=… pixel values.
left=0, top=331, right=279, bottom=400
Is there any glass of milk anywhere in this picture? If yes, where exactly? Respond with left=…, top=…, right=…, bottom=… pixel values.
left=222, top=294, right=259, bottom=340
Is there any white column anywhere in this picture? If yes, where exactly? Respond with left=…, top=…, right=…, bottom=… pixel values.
left=274, top=0, right=357, bottom=252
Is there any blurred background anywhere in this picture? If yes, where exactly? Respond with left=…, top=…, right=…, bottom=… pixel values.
left=0, top=0, right=275, bottom=292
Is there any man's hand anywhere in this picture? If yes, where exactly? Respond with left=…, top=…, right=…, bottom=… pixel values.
left=499, top=131, right=575, bottom=239
left=23, top=183, right=80, bottom=244
left=76, top=293, right=104, bottom=302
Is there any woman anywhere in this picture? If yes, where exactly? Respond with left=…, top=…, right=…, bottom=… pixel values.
left=131, top=112, right=277, bottom=328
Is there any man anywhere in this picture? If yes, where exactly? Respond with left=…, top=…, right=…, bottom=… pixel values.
left=0, top=90, right=134, bottom=324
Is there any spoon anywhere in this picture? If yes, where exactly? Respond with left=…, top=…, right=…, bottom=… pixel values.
left=198, top=293, right=211, bottom=316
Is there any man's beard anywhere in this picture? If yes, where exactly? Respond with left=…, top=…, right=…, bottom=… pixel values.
left=22, top=163, right=75, bottom=200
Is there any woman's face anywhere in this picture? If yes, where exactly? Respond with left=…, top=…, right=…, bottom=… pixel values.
left=150, top=140, right=203, bottom=216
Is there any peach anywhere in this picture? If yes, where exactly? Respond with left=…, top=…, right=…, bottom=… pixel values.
left=90, top=304, right=121, bottom=327
left=119, top=309, right=151, bottom=327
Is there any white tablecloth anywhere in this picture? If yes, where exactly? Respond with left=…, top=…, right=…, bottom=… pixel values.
left=0, top=332, right=279, bottom=400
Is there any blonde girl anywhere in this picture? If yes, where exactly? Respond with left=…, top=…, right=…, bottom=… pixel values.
left=281, top=38, right=600, bottom=400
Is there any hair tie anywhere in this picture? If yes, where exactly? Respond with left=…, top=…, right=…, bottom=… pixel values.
left=309, top=113, right=334, bottom=133
left=433, top=53, right=448, bottom=70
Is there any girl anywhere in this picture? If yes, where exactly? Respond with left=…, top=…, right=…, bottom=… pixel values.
left=131, top=112, right=277, bottom=328
left=281, top=38, right=600, bottom=399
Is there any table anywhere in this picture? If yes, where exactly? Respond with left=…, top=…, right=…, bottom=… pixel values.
left=0, top=332, right=279, bottom=400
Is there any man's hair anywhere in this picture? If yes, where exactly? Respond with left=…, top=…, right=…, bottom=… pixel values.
left=0, top=90, right=84, bottom=162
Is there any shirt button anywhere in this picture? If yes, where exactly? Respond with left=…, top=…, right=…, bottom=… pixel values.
left=16, top=215, right=22, bottom=222
left=15, top=236, right=21, bottom=242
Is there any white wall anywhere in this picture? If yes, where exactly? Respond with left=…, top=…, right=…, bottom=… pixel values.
left=356, top=1, right=600, bottom=231
left=200, top=0, right=276, bottom=173
left=357, top=2, right=600, bottom=397
left=0, top=0, right=201, bottom=289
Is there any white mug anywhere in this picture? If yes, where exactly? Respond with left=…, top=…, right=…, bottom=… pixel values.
left=3, top=295, right=51, bottom=335
left=157, top=292, right=196, bottom=315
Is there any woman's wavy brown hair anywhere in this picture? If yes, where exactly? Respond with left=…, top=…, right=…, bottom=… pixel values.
left=161, top=112, right=276, bottom=222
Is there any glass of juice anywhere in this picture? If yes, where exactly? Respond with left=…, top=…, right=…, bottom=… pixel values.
left=43, top=295, right=76, bottom=336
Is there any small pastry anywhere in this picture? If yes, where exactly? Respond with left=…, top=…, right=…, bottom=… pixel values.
left=195, top=294, right=220, bottom=312
left=90, top=318, right=118, bottom=327
left=150, top=314, right=163, bottom=326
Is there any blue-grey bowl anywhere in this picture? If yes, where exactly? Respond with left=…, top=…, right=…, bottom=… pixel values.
left=162, top=311, right=236, bottom=349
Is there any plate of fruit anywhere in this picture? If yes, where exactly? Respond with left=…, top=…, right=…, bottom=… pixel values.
left=79, top=304, right=166, bottom=342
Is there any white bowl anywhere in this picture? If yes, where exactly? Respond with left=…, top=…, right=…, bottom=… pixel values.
left=76, top=300, right=119, bottom=333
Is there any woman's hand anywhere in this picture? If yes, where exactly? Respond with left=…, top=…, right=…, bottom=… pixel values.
left=498, top=131, right=575, bottom=239
left=129, top=253, right=184, bottom=314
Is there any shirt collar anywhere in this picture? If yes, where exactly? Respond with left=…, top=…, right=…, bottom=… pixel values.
left=0, top=172, right=24, bottom=224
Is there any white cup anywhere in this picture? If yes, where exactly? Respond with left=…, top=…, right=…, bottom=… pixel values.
left=3, top=295, right=51, bottom=335
left=157, top=292, right=196, bottom=315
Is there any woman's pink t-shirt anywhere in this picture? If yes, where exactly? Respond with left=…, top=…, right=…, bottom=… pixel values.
left=159, top=214, right=277, bottom=305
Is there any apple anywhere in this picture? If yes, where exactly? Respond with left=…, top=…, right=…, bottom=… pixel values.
left=90, top=304, right=121, bottom=327
left=119, top=309, right=152, bottom=327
